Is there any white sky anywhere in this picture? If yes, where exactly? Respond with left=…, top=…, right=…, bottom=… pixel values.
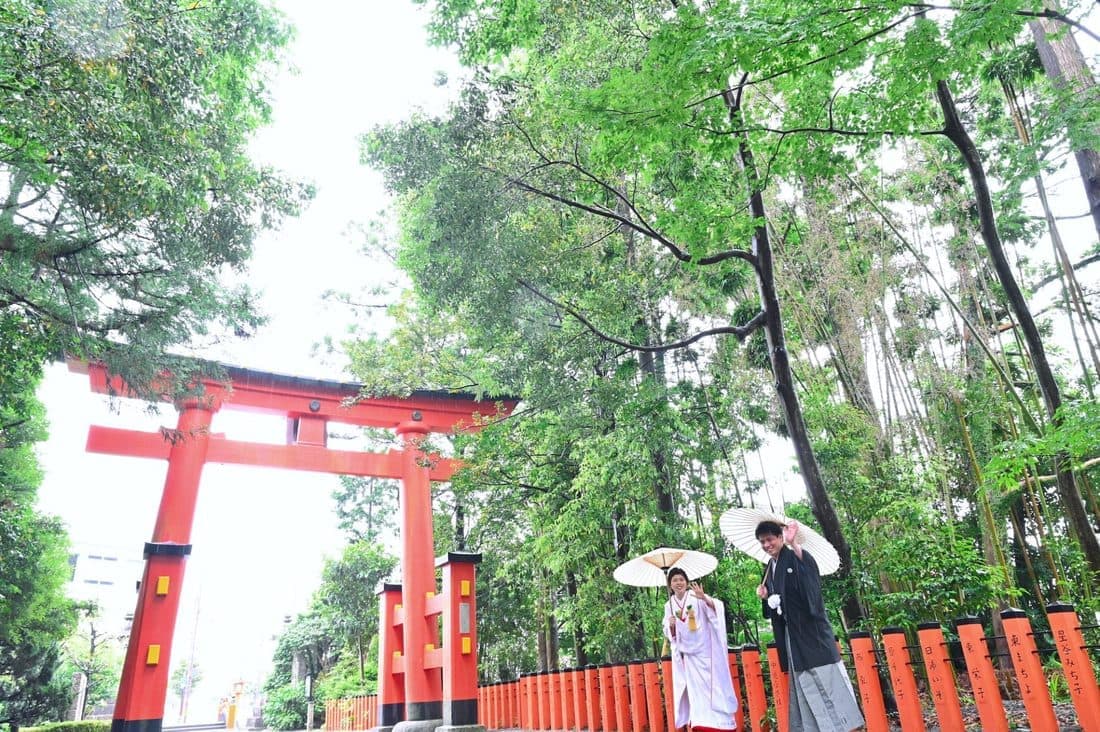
left=35, top=0, right=460, bottom=717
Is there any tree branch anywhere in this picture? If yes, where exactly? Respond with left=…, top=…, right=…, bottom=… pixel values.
left=909, top=3, right=1100, bottom=44
left=1031, top=252, right=1100, bottom=291
left=517, top=278, right=765, bottom=352
left=503, top=172, right=757, bottom=269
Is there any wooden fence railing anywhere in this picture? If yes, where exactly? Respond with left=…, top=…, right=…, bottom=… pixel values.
left=325, top=602, right=1100, bottom=732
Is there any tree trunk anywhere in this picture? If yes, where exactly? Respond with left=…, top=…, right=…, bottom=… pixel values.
left=455, top=502, right=466, bottom=550
left=724, top=88, right=862, bottom=625
left=936, top=79, right=1100, bottom=574
left=1028, top=12, right=1100, bottom=239
left=566, top=572, right=589, bottom=666
left=620, top=193, right=677, bottom=515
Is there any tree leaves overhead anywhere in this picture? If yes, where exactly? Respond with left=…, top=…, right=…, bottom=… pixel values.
left=1, top=0, right=313, bottom=392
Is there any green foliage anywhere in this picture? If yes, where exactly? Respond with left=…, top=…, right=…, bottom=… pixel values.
left=0, top=0, right=312, bottom=396
left=331, top=476, right=398, bottom=544
left=21, top=723, right=111, bottom=732
left=315, top=541, right=397, bottom=675
left=317, top=640, right=377, bottom=699
left=169, top=660, right=201, bottom=707
left=262, top=683, right=307, bottom=731
left=0, top=506, right=78, bottom=726
left=985, top=400, right=1100, bottom=496
left=263, top=613, right=335, bottom=695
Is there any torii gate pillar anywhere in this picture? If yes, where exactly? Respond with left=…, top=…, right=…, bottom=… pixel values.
left=112, top=398, right=218, bottom=731
left=395, top=420, right=444, bottom=729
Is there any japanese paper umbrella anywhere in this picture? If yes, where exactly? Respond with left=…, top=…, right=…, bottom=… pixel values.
left=719, top=507, right=841, bottom=575
left=613, top=546, right=718, bottom=587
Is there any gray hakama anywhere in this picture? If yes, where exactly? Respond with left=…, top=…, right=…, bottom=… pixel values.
left=785, top=635, right=864, bottom=731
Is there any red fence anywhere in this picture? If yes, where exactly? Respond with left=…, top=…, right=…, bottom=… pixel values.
left=326, top=603, right=1100, bottom=732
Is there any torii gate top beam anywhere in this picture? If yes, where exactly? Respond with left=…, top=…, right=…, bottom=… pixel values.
left=70, top=359, right=514, bottom=434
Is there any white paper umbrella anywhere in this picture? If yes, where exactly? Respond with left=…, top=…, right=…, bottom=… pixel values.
left=613, top=546, right=718, bottom=587
left=719, top=507, right=841, bottom=575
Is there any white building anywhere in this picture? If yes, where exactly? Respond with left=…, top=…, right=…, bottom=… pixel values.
left=68, top=542, right=144, bottom=634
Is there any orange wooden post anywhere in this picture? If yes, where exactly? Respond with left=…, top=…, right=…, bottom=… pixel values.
left=599, top=664, right=618, bottom=732
left=642, top=659, right=664, bottom=732
left=440, top=553, right=481, bottom=728
left=955, top=617, right=1009, bottom=732
left=1001, top=609, right=1058, bottom=732
left=612, top=663, right=632, bottom=732
left=540, top=671, right=553, bottom=731
left=626, top=662, right=646, bottom=732
left=585, top=665, right=603, bottom=732
left=1046, top=602, right=1100, bottom=732
left=503, top=680, right=512, bottom=728
left=562, top=669, right=577, bottom=732
left=916, top=622, right=965, bottom=731
left=765, top=642, right=789, bottom=732
left=534, top=673, right=544, bottom=730
left=512, top=678, right=521, bottom=726
left=740, top=646, right=769, bottom=732
left=377, top=582, right=406, bottom=728
left=848, top=631, right=889, bottom=732
left=660, top=657, right=675, bottom=732
left=726, top=648, right=744, bottom=732
left=573, top=668, right=588, bottom=731
left=526, top=673, right=537, bottom=730
left=546, top=672, right=559, bottom=730
left=491, top=681, right=499, bottom=728
left=880, top=628, right=926, bottom=732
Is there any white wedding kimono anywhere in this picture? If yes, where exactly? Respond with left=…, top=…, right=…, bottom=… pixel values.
left=664, top=592, right=739, bottom=730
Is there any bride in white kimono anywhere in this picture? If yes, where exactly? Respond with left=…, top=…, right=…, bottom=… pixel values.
left=663, top=568, right=739, bottom=731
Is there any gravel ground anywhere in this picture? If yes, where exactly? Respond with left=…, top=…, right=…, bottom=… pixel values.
left=893, top=699, right=1086, bottom=731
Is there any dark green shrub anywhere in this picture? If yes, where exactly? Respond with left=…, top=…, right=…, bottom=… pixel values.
left=22, top=723, right=111, bottom=732
left=262, top=683, right=307, bottom=730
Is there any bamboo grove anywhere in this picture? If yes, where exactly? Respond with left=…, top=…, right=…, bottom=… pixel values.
left=350, top=0, right=1100, bottom=679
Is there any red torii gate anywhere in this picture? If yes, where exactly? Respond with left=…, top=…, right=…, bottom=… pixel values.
left=70, top=360, right=516, bottom=732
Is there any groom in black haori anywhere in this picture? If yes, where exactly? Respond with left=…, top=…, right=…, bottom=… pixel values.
left=755, top=520, right=864, bottom=732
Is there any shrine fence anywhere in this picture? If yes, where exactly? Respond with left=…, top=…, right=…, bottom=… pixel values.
left=326, top=602, right=1100, bottom=732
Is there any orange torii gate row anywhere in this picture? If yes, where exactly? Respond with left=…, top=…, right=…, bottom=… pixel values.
left=70, top=360, right=516, bottom=732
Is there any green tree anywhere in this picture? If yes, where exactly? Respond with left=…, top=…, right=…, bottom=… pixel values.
left=170, top=659, right=202, bottom=720
left=0, top=318, right=77, bottom=728
left=316, top=542, right=397, bottom=683
left=332, top=475, right=398, bottom=545
left=62, top=608, right=125, bottom=718
left=0, top=0, right=312, bottom=394
left=0, top=506, right=78, bottom=729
